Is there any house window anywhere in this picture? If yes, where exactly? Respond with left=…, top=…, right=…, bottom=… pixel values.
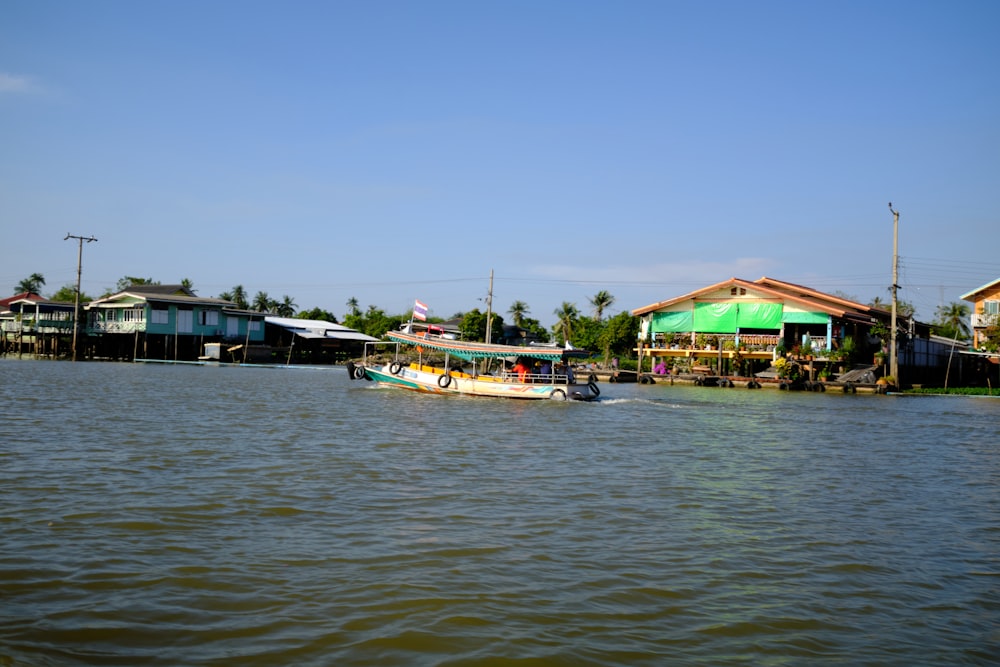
left=123, top=308, right=144, bottom=323
left=985, top=300, right=999, bottom=315
left=151, top=307, right=169, bottom=324
left=199, top=310, right=219, bottom=326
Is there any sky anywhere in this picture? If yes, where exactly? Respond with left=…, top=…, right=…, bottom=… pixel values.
left=2, top=1, right=998, bottom=328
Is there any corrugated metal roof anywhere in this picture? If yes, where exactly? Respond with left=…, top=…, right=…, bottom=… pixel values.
left=264, top=316, right=380, bottom=342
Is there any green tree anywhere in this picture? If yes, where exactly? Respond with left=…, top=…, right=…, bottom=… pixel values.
left=344, top=305, right=404, bottom=338
left=252, top=291, right=274, bottom=312
left=116, top=276, right=158, bottom=292
left=298, top=307, right=338, bottom=323
left=221, top=285, right=249, bottom=310
left=51, top=284, right=94, bottom=303
left=274, top=295, right=297, bottom=318
left=346, top=296, right=360, bottom=318
left=588, top=290, right=615, bottom=321
left=508, top=300, right=529, bottom=327
left=571, top=316, right=603, bottom=353
left=181, top=278, right=195, bottom=294
left=16, top=273, right=45, bottom=295
left=552, top=302, right=579, bottom=344
left=599, top=311, right=640, bottom=358
left=519, top=316, right=550, bottom=344
left=869, top=295, right=915, bottom=318
left=459, top=308, right=504, bottom=342
left=931, top=302, right=971, bottom=340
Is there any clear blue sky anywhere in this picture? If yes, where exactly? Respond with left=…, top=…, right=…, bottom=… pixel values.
left=3, top=1, right=998, bottom=327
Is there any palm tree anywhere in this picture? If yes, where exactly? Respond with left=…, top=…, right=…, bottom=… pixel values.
left=252, top=291, right=273, bottom=312
left=553, top=302, right=579, bottom=343
left=227, top=285, right=248, bottom=310
left=275, top=295, right=297, bottom=318
left=934, top=302, right=971, bottom=340
left=589, top=290, right=615, bottom=321
left=16, top=273, right=45, bottom=295
left=508, top=301, right=529, bottom=327
left=346, top=297, right=360, bottom=317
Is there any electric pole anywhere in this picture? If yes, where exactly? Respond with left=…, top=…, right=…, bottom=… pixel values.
left=65, top=233, right=98, bottom=361
left=887, top=204, right=899, bottom=383
left=485, top=269, right=494, bottom=345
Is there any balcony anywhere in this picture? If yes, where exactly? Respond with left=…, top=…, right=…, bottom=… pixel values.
left=971, top=313, right=998, bottom=329
left=89, top=320, right=146, bottom=334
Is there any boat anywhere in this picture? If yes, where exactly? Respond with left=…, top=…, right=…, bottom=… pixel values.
left=346, top=327, right=601, bottom=401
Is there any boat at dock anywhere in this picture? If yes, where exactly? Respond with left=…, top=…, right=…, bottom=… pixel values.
left=347, top=327, right=601, bottom=401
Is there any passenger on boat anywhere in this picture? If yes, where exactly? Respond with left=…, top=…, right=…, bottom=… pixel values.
left=556, top=362, right=575, bottom=383
left=539, top=361, right=552, bottom=380
left=512, top=359, right=530, bottom=382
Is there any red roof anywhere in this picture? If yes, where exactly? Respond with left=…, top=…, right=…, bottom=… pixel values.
left=0, top=292, right=44, bottom=309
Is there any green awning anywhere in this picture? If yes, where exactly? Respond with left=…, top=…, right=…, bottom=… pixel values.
left=782, top=311, right=830, bottom=325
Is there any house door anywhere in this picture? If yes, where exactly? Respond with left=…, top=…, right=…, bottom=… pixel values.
left=176, top=309, right=193, bottom=334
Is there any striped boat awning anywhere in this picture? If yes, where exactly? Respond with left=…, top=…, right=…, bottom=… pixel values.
left=386, top=331, right=588, bottom=362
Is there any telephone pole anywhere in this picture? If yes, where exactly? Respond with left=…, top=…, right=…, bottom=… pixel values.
left=887, top=204, right=899, bottom=383
left=65, top=233, right=98, bottom=361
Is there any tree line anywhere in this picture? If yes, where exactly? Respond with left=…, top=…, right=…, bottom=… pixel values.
left=14, top=273, right=993, bottom=354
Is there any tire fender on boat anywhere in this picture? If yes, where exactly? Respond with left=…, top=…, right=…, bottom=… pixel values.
left=352, top=365, right=366, bottom=380
left=550, top=389, right=566, bottom=401
left=438, top=373, right=452, bottom=388
left=389, top=361, right=403, bottom=375
left=588, top=381, right=600, bottom=397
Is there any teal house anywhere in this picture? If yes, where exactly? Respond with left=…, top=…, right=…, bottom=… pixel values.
left=85, top=284, right=265, bottom=361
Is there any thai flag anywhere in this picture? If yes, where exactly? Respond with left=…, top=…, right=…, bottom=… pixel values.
left=413, top=300, right=428, bottom=321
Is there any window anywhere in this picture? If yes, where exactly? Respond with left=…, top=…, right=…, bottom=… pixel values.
left=123, top=308, right=144, bottom=323
left=151, top=307, right=169, bottom=324
left=984, top=300, right=999, bottom=315
left=199, top=310, right=219, bottom=326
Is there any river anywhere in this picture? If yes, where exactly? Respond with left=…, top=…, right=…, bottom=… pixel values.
left=1, top=358, right=997, bottom=665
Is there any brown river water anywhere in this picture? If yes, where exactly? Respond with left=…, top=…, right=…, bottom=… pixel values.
left=1, top=358, right=998, bottom=665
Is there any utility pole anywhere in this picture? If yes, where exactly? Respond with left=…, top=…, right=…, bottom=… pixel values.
left=485, top=269, right=494, bottom=345
left=887, top=204, right=899, bottom=383
left=65, top=233, right=98, bottom=361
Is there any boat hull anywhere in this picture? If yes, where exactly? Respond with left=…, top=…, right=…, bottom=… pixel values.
left=359, top=363, right=600, bottom=401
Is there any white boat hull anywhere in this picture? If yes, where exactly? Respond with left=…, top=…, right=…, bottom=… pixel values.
left=355, top=362, right=600, bottom=401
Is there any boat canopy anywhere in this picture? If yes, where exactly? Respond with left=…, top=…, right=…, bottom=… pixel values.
left=386, top=330, right=589, bottom=363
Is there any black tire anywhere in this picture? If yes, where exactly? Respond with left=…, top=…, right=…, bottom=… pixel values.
left=843, top=382, right=855, bottom=394
left=779, top=381, right=788, bottom=390
left=389, top=361, right=402, bottom=375
left=352, top=365, right=366, bottom=380
left=438, top=373, right=451, bottom=388
left=639, top=375, right=653, bottom=384
left=609, top=374, right=618, bottom=383
left=695, top=377, right=704, bottom=386
left=346, top=362, right=356, bottom=381
left=550, top=389, right=566, bottom=401
left=588, top=381, right=600, bottom=397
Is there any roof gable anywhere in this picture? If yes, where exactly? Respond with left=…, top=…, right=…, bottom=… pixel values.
left=960, top=277, right=1000, bottom=302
